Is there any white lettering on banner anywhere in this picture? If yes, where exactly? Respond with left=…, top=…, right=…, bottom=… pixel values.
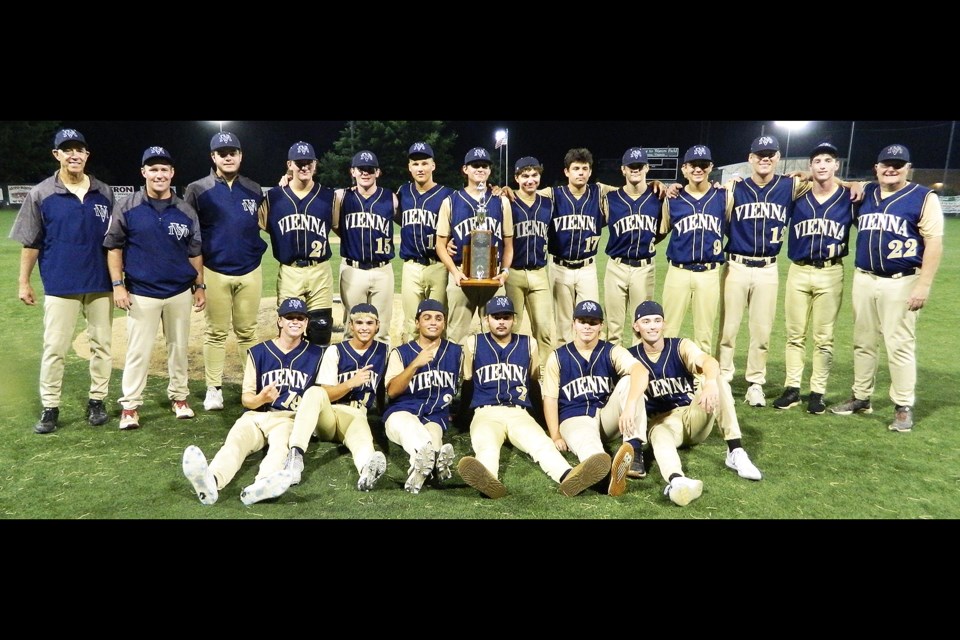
left=940, top=195, right=960, bottom=216
left=8, top=185, right=33, bottom=205
left=112, top=186, right=135, bottom=202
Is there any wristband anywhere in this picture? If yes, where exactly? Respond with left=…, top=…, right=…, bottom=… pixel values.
left=192, top=283, right=206, bottom=292
left=112, top=280, right=124, bottom=287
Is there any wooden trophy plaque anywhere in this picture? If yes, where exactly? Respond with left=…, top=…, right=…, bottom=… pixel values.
left=461, top=227, right=500, bottom=288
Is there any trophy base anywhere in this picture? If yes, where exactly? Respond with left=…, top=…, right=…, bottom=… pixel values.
left=461, top=278, right=501, bottom=289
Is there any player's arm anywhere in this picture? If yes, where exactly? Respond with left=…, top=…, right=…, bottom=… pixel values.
left=687, top=340, right=721, bottom=413
left=323, top=365, right=374, bottom=402
left=909, top=193, right=945, bottom=311
left=241, top=354, right=280, bottom=410
left=331, top=189, right=345, bottom=236
left=189, top=255, right=206, bottom=311
left=655, top=198, right=672, bottom=243
left=385, top=346, right=436, bottom=399
left=434, top=198, right=465, bottom=284
left=612, top=347, right=649, bottom=434
left=17, top=248, right=40, bottom=306
left=541, top=351, right=567, bottom=452
left=257, top=198, right=269, bottom=230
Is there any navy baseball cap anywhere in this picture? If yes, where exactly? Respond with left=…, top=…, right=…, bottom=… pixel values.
left=683, top=145, right=713, bottom=164
left=142, top=145, right=173, bottom=166
left=416, top=298, right=446, bottom=319
left=210, top=131, right=241, bottom=152
left=573, top=300, right=604, bottom=321
left=464, top=147, right=493, bottom=165
left=634, top=300, right=665, bottom=321
left=485, top=296, right=516, bottom=315
left=877, top=144, right=911, bottom=164
left=288, top=141, right=317, bottom=162
left=278, top=297, right=308, bottom=317
left=621, top=147, right=649, bottom=166
left=408, top=142, right=434, bottom=158
left=352, top=150, right=379, bottom=168
left=349, top=302, right=379, bottom=318
left=514, top=156, right=541, bottom=173
left=809, top=141, right=839, bottom=159
left=54, top=128, right=87, bottom=149
left=750, top=135, right=781, bottom=154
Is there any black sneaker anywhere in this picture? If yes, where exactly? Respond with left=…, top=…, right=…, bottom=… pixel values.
left=34, top=407, right=59, bottom=434
left=807, top=393, right=826, bottom=415
left=87, top=399, right=108, bottom=426
left=773, top=387, right=801, bottom=410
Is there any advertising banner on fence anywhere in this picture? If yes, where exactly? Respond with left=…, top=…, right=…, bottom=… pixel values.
left=7, top=185, right=33, bottom=206
left=112, top=185, right=135, bottom=202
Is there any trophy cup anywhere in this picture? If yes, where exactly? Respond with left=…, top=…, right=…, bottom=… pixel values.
left=461, top=182, right=501, bottom=288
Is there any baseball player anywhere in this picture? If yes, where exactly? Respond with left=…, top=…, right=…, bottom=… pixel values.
left=716, top=136, right=805, bottom=408
left=457, top=296, right=611, bottom=499
left=334, top=150, right=398, bottom=346
left=659, top=145, right=731, bottom=356
left=258, top=141, right=336, bottom=347
left=183, top=131, right=266, bottom=412
left=283, top=303, right=389, bottom=492
left=104, top=146, right=206, bottom=430
left=602, top=147, right=664, bottom=346
left=830, top=144, right=944, bottom=433
left=435, top=147, right=514, bottom=344
left=541, top=300, right=648, bottom=497
left=382, top=299, right=463, bottom=494
left=10, top=128, right=115, bottom=434
left=628, top=300, right=762, bottom=507
left=772, top=142, right=854, bottom=414
left=396, top=141, right=455, bottom=343
left=181, top=298, right=323, bottom=506
left=503, top=156, right=555, bottom=366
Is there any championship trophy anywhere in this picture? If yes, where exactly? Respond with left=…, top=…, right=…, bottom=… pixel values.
left=461, top=182, right=500, bottom=288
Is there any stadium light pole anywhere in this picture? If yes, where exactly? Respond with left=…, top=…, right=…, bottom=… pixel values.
left=845, top=121, right=856, bottom=179
left=495, top=129, right=508, bottom=186
left=775, top=121, right=810, bottom=173
left=209, top=121, right=227, bottom=132
left=943, top=120, right=956, bottom=193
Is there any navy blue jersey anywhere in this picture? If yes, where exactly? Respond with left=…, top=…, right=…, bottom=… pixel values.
left=555, top=340, right=619, bottom=422
left=183, top=170, right=266, bottom=276
left=338, top=187, right=395, bottom=262
left=726, top=176, right=793, bottom=257
left=548, top=184, right=604, bottom=261
left=628, top=339, right=695, bottom=418
left=664, top=187, right=727, bottom=265
left=604, top=188, right=661, bottom=260
left=383, top=339, right=463, bottom=431
left=328, top=339, right=388, bottom=410
left=262, top=183, right=334, bottom=265
left=445, top=189, right=506, bottom=267
left=396, top=182, right=454, bottom=261
left=511, top=194, right=552, bottom=269
left=9, top=171, right=114, bottom=296
left=103, top=190, right=202, bottom=299
left=470, top=333, right=533, bottom=409
left=248, top=339, right=324, bottom=412
left=787, top=186, right=853, bottom=262
left=855, top=182, right=932, bottom=275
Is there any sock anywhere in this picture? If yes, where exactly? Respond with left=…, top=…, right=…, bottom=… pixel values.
left=668, top=473, right=682, bottom=482
left=559, top=468, right=571, bottom=483
left=726, top=439, right=742, bottom=452
left=628, top=437, right=643, bottom=456
left=293, top=446, right=304, bottom=456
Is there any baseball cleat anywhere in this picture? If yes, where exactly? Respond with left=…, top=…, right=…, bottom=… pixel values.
left=434, top=443, right=455, bottom=482
left=608, top=443, right=633, bottom=496
left=559, top=453, right=610, bottom=497
left=888, top=406, right=914, bottom=432
left=627, top=450, right=647, bottom=479
left=744, top=383, right=766, bottom=407
left=829, top=397, right=873, bottom=415
left=240, top=470, right=293, bottom=505
left=726, top=447, right=762, bottom=480
left=119, top=409, right=140, bottom=430
left=664, top=476, right=703, bottom=506
left=182, top=445, right=218, bottom=505
left=34, top=407, right=59, bottom=434
left=357, top=451, right=387, bottom=491
left=807, top=392, right=826, bottom=415
left=773, top=387, right=801, bottom=410
left=203, top=387, right=224, bottom=411
left=87, top=399, right=108, bottom=426
left=404, top=445, right=436, bottom=494
left=172, top=400, right=195, bottom=419
left=284, top=448, right=304, bottom=486
left=457, top=456, right=507, bottom=499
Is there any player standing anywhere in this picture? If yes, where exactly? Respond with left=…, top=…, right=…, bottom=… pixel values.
left=183, top=131, right=267, bottom=412
left=10, top=128, right=115, bottom=433
left=395, top=142, right=454, bottom=343
left=829, top=144, right=944, bottom=432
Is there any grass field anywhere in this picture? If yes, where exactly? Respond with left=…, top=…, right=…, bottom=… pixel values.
left=1, top=206, right=958, bottom=520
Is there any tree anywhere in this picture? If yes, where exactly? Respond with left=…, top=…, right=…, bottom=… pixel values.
left=314, top=121, right=460, bottom=191
left=0, top=121, right=61, bottom=182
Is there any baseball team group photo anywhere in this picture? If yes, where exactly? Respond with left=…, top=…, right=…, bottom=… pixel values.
left=2, top=119, right=957, bottom=521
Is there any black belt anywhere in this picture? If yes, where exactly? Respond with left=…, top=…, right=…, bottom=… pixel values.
left=289, top=259, right=327, bottom=267
left=728, top=253, right=777, bottom=268
left=669, top=260, right=720, bottom=272
left=512, top=265, right=544, bottom=271
left=405, top=257, right=437, bottom=266
left=859, top=267, right=920, bottom=279
left=554, top=257, right=595, bottom=268
left=477, top=403, right=520, bottom=409
left=795, top=258, right=842, bottom=269
left=345, top=258, right=390, bottom=270
left=613, top=256, right=654, bottom=268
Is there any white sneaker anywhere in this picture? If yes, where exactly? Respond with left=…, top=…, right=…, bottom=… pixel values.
left=744, top=383, right=766, bottom=407
left=240, top=470, right=293, bottom=505
left=284, top=448, right=304, bottom=485
left=404, top=445, right=436, bottom=494
left=434, top=443, right=455, bottom=482
left=172, top=400, right=195, bottom=419
left=664, top=476, right=703, bottom=506
left=726, top=447, right=763, bottom=480
left=182, top=445, right=218, bottom=505
left=203, top=387, right=224, bottom=411
left=357, top=451, right=387, bottom=491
